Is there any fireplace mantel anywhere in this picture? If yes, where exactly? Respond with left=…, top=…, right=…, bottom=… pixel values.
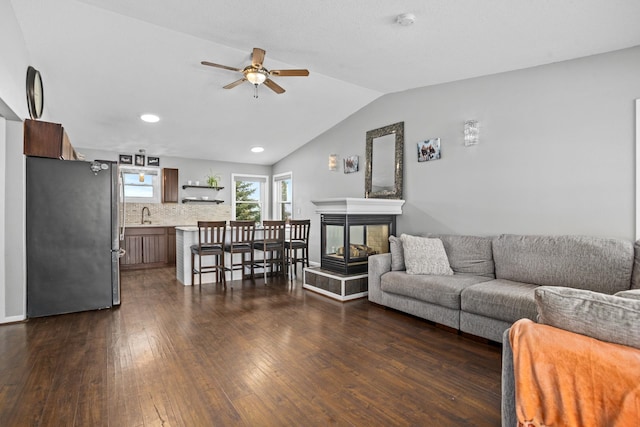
left=311, top=198, right=405, bottom=215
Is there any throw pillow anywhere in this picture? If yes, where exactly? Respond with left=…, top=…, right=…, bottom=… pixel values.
left=400, top=234, right=453, bottom=276
left=535, top=286, right=640, bottom=350
left=389, top=235, right=405, bottom=271
left=615, top=289, right=640, bottom=301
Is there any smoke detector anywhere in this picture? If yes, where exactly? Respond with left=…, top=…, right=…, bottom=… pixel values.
left=396, top=13, right=416, bottom=26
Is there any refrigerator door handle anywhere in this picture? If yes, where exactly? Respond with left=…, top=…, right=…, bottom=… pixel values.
left=112, top=248, right=126, bottom=258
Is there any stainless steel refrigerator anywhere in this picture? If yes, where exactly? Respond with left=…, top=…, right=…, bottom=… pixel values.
left=26, top=156, right=121, bottom=317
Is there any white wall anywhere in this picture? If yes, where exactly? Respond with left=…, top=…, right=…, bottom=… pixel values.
left=4, top=120, right=25, bottom=320
left=0, top=1, right=30, bottom=120
left=79, top=148, right=273, bottom=206
left=0, top=1, right=30, bottom=323
left=274, top=46, right=640, bottom=262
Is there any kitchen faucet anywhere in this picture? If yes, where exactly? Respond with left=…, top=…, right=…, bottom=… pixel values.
left=141, top=206, right=151, bottom=224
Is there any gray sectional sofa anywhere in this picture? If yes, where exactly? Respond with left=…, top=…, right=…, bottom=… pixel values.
left=368, top=233, right=639, bottom=342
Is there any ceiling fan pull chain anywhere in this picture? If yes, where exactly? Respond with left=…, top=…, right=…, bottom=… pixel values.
left=253, top=84, right=259, bottom=99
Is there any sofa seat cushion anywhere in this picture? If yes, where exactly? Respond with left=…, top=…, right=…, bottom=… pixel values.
left=461, top=279, right=538, bottom=323
left=492, top=234, right=633, bottom=294
left=381, top=271, right=492, bottom=310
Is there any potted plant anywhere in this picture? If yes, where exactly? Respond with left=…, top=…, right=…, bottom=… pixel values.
left=206, top=171, right=221, bottom=188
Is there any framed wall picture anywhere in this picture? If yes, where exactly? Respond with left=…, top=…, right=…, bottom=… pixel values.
left=417, top=138, right=441, bottom=162
left=344, top=155, right=359, bottom=174
left=147, top=156, right=160, bottom=167
left=119, top=154, right=133, bottom=164
left=134, top=154, right=145, bottom=166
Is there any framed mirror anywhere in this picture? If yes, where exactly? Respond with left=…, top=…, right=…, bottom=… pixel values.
left=365, top=121, right=404, bottom=199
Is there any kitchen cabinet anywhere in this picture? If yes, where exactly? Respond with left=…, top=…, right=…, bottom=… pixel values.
left=24, top=119, right=78, bottom=160
left=167, top=227, right=176, bottom=265
left=121, top=226, right=176, bottom=270
left=162, top=168, right=179, bottom=203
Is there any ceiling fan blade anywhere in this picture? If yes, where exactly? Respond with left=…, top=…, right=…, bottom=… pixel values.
left=223, top=78, right=247, bottom=89
left=270, top=69, right=309, bottom=77
left=201, top=61, right=242, bottom=72
left=252, top=48, right=266, bottom=68
left=263, top=78, right=285, bottom=94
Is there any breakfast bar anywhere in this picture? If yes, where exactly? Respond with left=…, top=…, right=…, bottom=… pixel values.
left=175, top=226, right=269, bottom=286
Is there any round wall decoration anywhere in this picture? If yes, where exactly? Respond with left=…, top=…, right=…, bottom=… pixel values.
left=26, top=66, right=44, bottom=119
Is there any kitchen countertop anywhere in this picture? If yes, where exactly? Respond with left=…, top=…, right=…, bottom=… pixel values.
left=125, top=224, right=195, bottom=228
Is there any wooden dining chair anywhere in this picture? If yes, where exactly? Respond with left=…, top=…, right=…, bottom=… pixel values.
left=224, top=220, right=255, bottom=285
left=252, top=220, right=286, bottom=283
left=286, top=219, right=311, bottom=278
left=190, top=221, right=227, bottom=288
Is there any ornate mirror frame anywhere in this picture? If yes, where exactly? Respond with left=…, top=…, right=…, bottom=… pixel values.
left=365, top=121, right=404, bottom=199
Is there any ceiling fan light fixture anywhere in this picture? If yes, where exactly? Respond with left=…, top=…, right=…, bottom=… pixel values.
left=246, top=70, right=267, bottom=85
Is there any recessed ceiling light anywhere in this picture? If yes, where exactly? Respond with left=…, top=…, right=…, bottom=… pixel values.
left=140, top=113, right=160, bottom=123
left=251, top=146, right=264, bottom=153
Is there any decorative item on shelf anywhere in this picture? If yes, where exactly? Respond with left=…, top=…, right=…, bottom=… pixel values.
left=464, top=120, right=480, bottom=146
left=344, top=155, right=359, bottom=174
left=328, top=154, right=338, bottom=171
left=207, top=171, right=221, bottom=187
left=417, top=139, right=441, bottom=162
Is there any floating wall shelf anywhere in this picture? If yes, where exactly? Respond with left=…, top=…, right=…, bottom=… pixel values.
left=181, top=199, right=224, bottom=204
left=182, top=185, right=224, bottom=190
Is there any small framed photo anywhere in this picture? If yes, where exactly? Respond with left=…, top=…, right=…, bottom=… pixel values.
left=343, top=155, right=359, bottom=174
left=147, top=156, right=160, bottom=167
left=417, top=138, right=441, bottom=162
left=134, top=154, right=145, bottom=166
left=119, top=154, right=133, bottom=164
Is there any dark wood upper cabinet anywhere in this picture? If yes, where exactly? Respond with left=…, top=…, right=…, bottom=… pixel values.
left=24, top=119, right=77, bottom=160
left=162, top=168, right=179, bottom=203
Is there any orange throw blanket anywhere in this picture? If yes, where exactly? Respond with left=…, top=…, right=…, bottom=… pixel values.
left=510, top=319, right=640, bottom=427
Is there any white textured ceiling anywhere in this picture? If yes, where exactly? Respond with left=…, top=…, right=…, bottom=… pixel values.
left=10, top=0, right=640, bottom=164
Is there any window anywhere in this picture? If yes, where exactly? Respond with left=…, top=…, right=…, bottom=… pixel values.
left=232, top=174, right=268, bottom=223
left=273, top=172, right=293, bottom=221
left=121, top=166, right=161, bottom=203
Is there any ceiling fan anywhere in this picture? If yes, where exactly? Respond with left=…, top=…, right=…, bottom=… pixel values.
left=201, top=47, right=309, bottom=98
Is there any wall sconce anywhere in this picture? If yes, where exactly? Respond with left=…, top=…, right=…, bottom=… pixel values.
left=464, top=120, right=480, bottom=146
left=328, top=154, right=338, bottom=171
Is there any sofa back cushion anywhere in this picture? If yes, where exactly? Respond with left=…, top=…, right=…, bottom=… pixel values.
left=493, top=234, right=634, bottom=294
left=631, top=240, right=640, bottom=289
left=429, top=234, right=495, bottom=278
left=536, top=286, right=640, bottom=349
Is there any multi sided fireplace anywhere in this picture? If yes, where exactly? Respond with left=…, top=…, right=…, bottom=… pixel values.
left=311, top=198, right=405, bottom=275
left=321, top=214, right=395, bottom=275
left=305, top=199, right=404, bottom=301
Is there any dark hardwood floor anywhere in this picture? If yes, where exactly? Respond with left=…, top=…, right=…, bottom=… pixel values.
left=0, top=268, right=502, bottom=426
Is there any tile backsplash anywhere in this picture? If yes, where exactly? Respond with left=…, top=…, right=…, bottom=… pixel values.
left=125, top=203, right=231, bottom=226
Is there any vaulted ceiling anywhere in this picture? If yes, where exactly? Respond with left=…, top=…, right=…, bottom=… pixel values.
left=10, top=0, right=640, bottom=164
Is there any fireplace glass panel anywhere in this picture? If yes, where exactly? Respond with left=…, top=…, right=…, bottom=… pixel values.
left=320, top=214, right=395, bottom=275
left=325, top=225, right=344, bottom=256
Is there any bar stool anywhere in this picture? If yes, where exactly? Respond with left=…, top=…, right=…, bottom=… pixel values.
left=286, top=219, right=311, bottom=278
left=253, top=220, right=286, bottom=283
left=191, top=221, right=226, bottom=288
left=224, top=220, right=255, bottom=285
